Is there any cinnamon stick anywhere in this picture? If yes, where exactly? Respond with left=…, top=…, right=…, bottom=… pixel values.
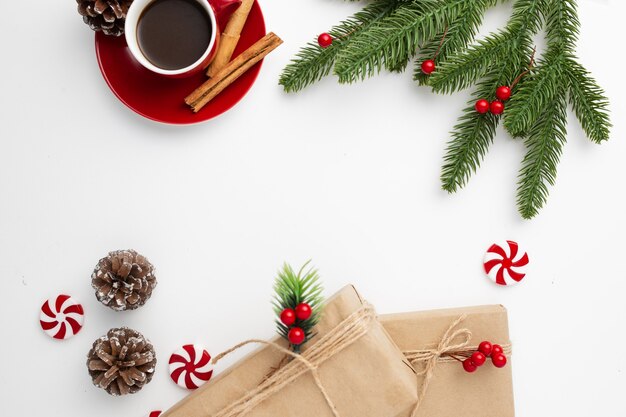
left=185, top=32, right=283, bottom=112
left=206, top=0, right=256, bottom=77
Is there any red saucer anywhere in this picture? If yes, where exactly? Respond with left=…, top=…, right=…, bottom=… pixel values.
left=95, top=1, right=266, bottom=124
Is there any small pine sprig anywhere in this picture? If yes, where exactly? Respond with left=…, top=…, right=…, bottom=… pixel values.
left=272, top=261, right=324, bottom=353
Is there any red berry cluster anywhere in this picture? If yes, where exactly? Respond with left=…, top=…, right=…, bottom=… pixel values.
left=475, top=86, right=511, bottom=115
left=462, top=341, right=507, bottom=373
left=280, top=303, right=313, bottom=346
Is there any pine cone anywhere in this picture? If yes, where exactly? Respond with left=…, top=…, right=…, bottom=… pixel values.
left=87, top=327, right=157, bottom=396
left=92, top=250, right=157, bottom=311
left=77, top=0, right=133, bottom=37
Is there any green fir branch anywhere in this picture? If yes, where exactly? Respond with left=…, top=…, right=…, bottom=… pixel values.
left=566, top=58, right=611, bottom=143
left=415, top=0, right=498, bottom=85
left=279, top=0, right=404, bottom=92
left=509, top=0, right=605, bottom=215
left=439, top=0, right=541, bottom=191
left=516, top=93, right=568, bottom=218
left=428, top=31, right=514, bottom=94
left=503, top=50, right=565, bottom=137
left=429, top=0, right=545, bottom=94
left=441, top=68, right=515, bottom=192
left=543, top=0, right=579, bottom=50
left=334, top=0, right=465, bottom=83
left=441, top=103, right=499, bottom=193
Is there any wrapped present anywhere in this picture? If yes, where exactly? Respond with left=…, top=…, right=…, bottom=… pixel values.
left=162, top=285, right=418, bottom=417
left=380, top=305, right=515, bottom=417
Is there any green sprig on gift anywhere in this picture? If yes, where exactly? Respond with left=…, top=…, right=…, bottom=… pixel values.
left=273, top=261, right=324, bottom=353
left=279, top=0, right=611, bottom=219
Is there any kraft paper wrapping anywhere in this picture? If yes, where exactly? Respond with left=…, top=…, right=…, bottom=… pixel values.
left=380, top=305, right=515, bottom=417
left=162, top=285, right=418, bottom=417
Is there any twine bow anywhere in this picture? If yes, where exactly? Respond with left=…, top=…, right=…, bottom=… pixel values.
left=209, top=304, right=377, bottom=417
left=403, top=314, right=512, bottom=417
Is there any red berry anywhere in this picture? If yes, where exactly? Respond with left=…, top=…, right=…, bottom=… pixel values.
left=492, top=353, right=507, bottom=368
left=463, top=358, right=478, bottom=373
left=318, top=33, right=333, bottom=48
left=496, top=86, right=512, bottom=101
left=490, top=100, right=505, bottom=115
left=471, top=351, right=487, bottom=366
left=475, top=99, right=490, bottom=114
left=280, top=308, right=296, bottom=326
left=295, top=303, right=312, bottom=320
left=478, top=341, right=493, bottom=357
left=421, top=59, right=436, bottom=75
left=491, top=344, right=504, bottom=356
left=288, top=327, right=306, bottom=345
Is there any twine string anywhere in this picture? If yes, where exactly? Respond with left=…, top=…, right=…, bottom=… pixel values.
left=209, top=304, right=376, bottom=417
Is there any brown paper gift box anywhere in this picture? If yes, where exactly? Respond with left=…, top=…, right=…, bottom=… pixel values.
left=162, top=285, right=418, bottom=417
left=380, top=305, right=515, bottom=417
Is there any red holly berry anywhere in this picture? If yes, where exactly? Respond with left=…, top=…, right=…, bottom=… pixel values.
left=463, top=358, right=478, bottom=373
left=492, top=353, right=507, bottom=368
left=295, top=303, right=312, bottom=320
left=471, top=351, right=487, bottom=366
left=496, top=86, right=512, bottom=101
left=478, top=341, right=493, bottom=357
left=490, top=100, right=505, bottom=115
left=421, top=59, right=436, bottom=75
left=280, top=308, right=296, bottom=326
left=491, top=344, right=504, bottom=356
left=288, top=327, right=306, bottom=345
left=475, top=99, right=490, bottom=114
left=318, top=33, right=333, bottom=48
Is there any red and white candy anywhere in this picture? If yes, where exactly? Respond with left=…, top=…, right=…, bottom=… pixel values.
left=169, top=344, right=213, bottom=390
left=39, top=294, right=84, bottom=340
left=145, top=412, right=161, bottom=417
left=483, top=240, right=529, bottom=286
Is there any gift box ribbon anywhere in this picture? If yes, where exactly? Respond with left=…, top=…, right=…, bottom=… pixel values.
left=209, top=304, right=377, bottom=417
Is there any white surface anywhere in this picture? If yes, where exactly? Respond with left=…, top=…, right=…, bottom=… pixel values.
left=1, top=0, right=624, bottom=416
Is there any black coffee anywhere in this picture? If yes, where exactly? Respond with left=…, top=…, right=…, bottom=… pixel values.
left=137, top=0, right=213, bottom=71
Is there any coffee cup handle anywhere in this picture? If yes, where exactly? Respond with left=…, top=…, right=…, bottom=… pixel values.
left=212, top=0, right=241, bottom=30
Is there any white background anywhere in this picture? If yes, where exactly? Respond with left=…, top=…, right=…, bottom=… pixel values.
left=1, top=0, right=624, bottom=416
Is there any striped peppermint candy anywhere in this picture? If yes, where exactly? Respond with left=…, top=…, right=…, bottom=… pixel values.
left=39, top=294, right=84, bottom=340
left=483, top=240, right=529, bottom=286
left=169, top=344, right=213, bottom=389
left=145, top=412, right=161, bottom=417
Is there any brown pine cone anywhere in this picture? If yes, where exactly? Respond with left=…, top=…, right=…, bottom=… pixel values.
left=77, top=0, right=133, bottom=37
left=87, top=327, right=156, bottom=396
left=92, top=250, right=157, bottom=311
